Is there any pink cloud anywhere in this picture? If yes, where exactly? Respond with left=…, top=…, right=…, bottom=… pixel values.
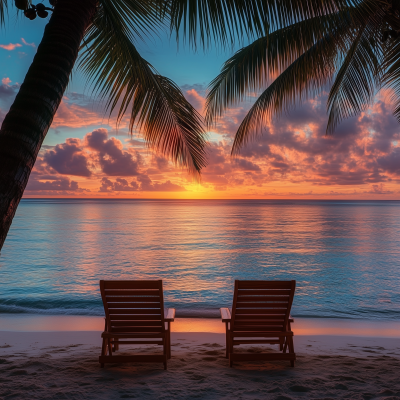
left=25, top=175, right=89, bottom=194
left=86, top=129, right=140, bottom=176
left=52, top=99, right=105, bottom=128
left=99, top=177, right=139, bottom=192
left=185, top=89, right=206, bottom=115
left=44, top=138, right=92, bottom=177
left=21, top=38, right=35, bottom=47
left=0, top=43, right=22, bottom=51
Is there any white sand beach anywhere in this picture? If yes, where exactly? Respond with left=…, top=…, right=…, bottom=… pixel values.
left=1, top=316, right=400, bottom=399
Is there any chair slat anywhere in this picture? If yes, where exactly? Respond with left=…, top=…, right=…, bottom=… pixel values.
left=107, top=303, right=162, bottom=308
left=103, top=281, right=161, bottom=289
left=109, top=320, right=163, bottom=327
left=109, top=309, right=161, bottom=315
left=237, top=296, right=290, bottom=302
left=104, top=289, right=160, bottom=296
left=110, top=327, right=164, bottom=333
left=237, top=281, right=293, bottom=289
left=235, top=309, right=287, bottom=315
left=237, top=289, right=291, bottom=296
left=109, top=314, right=163, bottom=321
left=105, top=296, right=161, bottom=302
left=236, top=302, right=289, bottom=308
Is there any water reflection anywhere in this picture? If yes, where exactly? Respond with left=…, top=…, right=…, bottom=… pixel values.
left=0, top=199, right=399, bottom=320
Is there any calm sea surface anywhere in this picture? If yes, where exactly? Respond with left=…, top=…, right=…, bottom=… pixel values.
left=0, top=199, right=399, bottom=320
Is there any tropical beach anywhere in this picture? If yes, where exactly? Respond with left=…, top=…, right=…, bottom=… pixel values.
left=1, top=316, right=400, bottom=399
left=1, top=0, right=400, bottom=399
left=1, top=200, right=400, bottom=398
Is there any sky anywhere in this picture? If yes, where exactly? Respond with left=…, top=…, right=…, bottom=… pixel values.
left=1, top=7, right=400, bottom=199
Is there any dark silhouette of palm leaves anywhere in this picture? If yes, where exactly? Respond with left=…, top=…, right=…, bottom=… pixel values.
left=206, top=0, right=397, bottom=155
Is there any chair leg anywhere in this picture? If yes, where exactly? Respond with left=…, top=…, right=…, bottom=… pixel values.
left=279, top=337, right=284, bottom=351
left=113, top=338, right=119, bottom=352
left=283, top=338, right=288, bottom=353
left=167, top=323, right=171, bottom=359
left=225, top=328, right=230, bottom=359
left=108, top=338, right=113, bottom=356
left=229, top=339, right=234, bottom=367
left=163, top=341, right=168, bottom=370
left=100, top=337, right=107, bottom=368
left=289, top=336, right=295, bottom=367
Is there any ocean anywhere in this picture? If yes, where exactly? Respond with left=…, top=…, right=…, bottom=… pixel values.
left=0, top=199, right=399, bottom=320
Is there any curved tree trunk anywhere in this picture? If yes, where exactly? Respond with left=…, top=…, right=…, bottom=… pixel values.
left=0, top=0, right=97, bottom=251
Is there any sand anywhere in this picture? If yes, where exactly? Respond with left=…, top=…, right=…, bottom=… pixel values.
left=1, top=328, right=400, bottom=400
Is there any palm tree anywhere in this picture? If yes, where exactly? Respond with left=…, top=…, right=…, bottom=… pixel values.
left=206, top=0, right=398, bottom=156
left=0, top=0, right=276, bottom=251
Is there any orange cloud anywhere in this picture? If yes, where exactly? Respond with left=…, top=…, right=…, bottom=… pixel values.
left=0, top=43, right=22, bottom=51
left=24, top=89, right=400, bottom=199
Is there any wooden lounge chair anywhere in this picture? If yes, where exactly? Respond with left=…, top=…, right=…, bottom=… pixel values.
left=99, top=280, right=175, bottom=370
left=220, top=280, right=296, bottom=367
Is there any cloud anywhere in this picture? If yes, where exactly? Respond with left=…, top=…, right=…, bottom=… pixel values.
left=25, top=175, right=88, bottom=193
left=367, top=183, right=394, bottom=194
left=137, top=175, right=186, bottom=191
left=184, top=88, right=206, bottom=114
left=99, top=176, right=186, bottom=192
left=23, top=87, right=400, bottom=198
left=99, top=177, right=139, bottom=192
left=52, top=98, right=105, bottom=128
left=21, top=38, right=36, bottom=48
left=86, top=129, right=140, bottom=176
left=43, top=138, right=92, bottom=177
left=0, top=43, right=22, bottom=51
left=0, top=78, right=19, bottom=100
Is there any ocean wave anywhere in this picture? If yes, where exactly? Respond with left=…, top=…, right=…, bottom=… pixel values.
left=0, top=298, right=399, bottom=320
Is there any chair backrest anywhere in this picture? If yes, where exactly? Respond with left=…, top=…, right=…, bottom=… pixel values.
left=100, top=280, right=165, bottom=334
left=230, top=280, right=296, bottom=333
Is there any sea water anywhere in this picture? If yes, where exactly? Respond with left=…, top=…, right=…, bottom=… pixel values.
left=0, top=199, right=399, bottom=320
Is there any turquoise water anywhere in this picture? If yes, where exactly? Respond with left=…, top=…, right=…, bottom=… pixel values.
left=0, top=199, right=399, bottom=320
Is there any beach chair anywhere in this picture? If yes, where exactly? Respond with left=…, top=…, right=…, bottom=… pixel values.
left=99, top=280, right=175, bottom=369
left=220, top=280, right=296, bottom=367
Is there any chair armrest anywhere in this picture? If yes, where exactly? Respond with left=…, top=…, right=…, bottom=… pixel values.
left=164, top=308, right=176, bottom=322
left=220, top=308, right=231, bottom=322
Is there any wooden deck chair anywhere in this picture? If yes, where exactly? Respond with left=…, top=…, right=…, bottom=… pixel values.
left=220, top=280, right=296, bottom=367
left=99, top=280, right=175, bottom=370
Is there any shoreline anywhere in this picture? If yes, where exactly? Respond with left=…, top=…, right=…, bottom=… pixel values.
left=1, top=313, right=400, bottom=337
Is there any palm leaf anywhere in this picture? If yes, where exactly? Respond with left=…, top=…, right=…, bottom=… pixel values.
left=326, top=1, right=385, bottom=133
left=168, top=0, right=348, bottom=48
left=231, top=26, right=349, bottom=155
left=0, top=0, right=7, bottom=25
left=381, top=29, right=400, bottom=122
left=326, top=16, right=383, bottom=133
left=79, top=0, right=207, bottom=175
left=205, top=12, right=351, bottom=125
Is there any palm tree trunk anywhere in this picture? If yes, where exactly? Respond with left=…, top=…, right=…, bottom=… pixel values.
left=0, top=0, right=97, bottom=251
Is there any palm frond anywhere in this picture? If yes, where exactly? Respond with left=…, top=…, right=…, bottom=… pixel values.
left=79, top=1, right=207, bottom=175
left=0, top=0, right=8, bottom=26
left=381, top=32, right=400, bottom=122
left=326, top=2, right=384, bottom=133
left=231, top=28, right=347, bottom=155
left=206, top=12, right=351, bottom=125
left=168, top=0, right=348, bottom=48
left=327, top=19, right=382, bottom=133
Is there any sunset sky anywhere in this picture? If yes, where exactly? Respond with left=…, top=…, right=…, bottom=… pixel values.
left=1, top=13, right=400, bottom=199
